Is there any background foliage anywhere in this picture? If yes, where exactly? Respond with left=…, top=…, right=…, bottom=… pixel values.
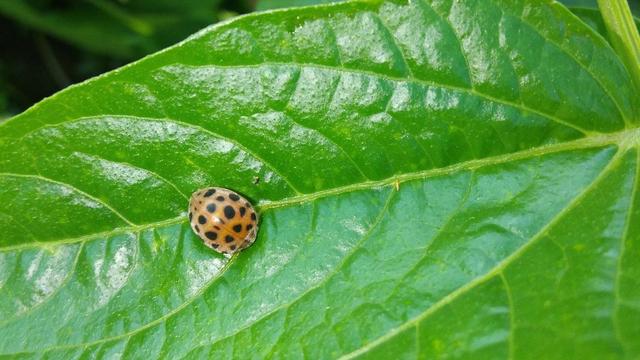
left=0, top=0, right=255, bottom=117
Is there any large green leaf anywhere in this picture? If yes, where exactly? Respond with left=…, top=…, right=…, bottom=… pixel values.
left=0, top=0, right=639, bottom=358
left=257, top=0, right=343, bottom=11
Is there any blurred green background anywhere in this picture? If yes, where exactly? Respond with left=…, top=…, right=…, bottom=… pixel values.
left=0, top=0, right=638, bottom=120
left=0, top=0, right=259, bottom=118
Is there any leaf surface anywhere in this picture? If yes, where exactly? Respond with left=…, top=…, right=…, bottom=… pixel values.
left=257, top=0, right=343, bottom=11
left=0, top=0, right=639, bottom=358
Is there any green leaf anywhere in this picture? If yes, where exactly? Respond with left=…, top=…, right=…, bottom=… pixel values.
left=1, top=0, right=639, bottom=358
left=257, top=0, right=343, bottom=11
left=257, top=0, right=640, bottom=37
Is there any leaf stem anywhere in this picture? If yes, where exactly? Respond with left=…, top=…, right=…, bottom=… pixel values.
left=598, top=0, right=640, bottom=94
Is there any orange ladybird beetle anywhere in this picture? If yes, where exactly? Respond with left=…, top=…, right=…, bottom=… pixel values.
left=188, top=187, right=259, bottom=254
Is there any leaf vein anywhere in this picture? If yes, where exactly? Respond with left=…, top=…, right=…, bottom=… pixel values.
left=284, top=70, right=371, bottom=181
left=500, top=272, right=516, bottom=360
left=495, top=0, right=631, bottom=126
left=0, top=242, right=85, bottom=328
left=204, top=62, right=592, bottom=135
left=0, top=173, right=135, bottom=226
left=338, top=149, right=623, bottom=359
left=0, top=129, right=631, bottom=254
left=192, top=188, right=396, bottom=353
left=612, top=147, right=639, bottom=353
left=416, top=0, right=474, bottom=88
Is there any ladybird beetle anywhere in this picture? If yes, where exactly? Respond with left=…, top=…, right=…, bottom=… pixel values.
left=188, top=187, right=259, bottom=254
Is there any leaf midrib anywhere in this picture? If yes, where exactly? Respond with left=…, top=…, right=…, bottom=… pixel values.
left=6, top=131, right=636, bottom=357
left=1, top=127, right=636, bottom=254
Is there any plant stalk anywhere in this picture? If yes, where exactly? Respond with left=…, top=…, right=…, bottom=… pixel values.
left=597, top=0, right=640, bottom=94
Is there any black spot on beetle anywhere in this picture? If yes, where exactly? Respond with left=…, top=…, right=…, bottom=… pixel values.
left=211, top=243, right=219, bottom=248
left=194, top=225, right=200, bottom=232
left=229, top=193, right=240, bottom=201
left=216, top=196, right=225, bottom=201
left=250, top=212, right=256, bottom=221
left=239, top=207, right=246, bottom=217
left=204, top=189, right=216, bottom=197
left=230, top=245, right=237, bottom=251
left=224, top=206, right=236, bottom=219
left=214, top=226, right=221, bottom=230
left=232, top=224, right=242, bottom=233
left=205, top=231, right=217, bottom=240
left=206, top=203, right=216, bottom=213
left=189, top=212, right=193, bottom=220
left=246, top=224, right=253, bottom=231
left=225, top=235, right=234, bottom=243
left=198, top=215, right=207, bottom=224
